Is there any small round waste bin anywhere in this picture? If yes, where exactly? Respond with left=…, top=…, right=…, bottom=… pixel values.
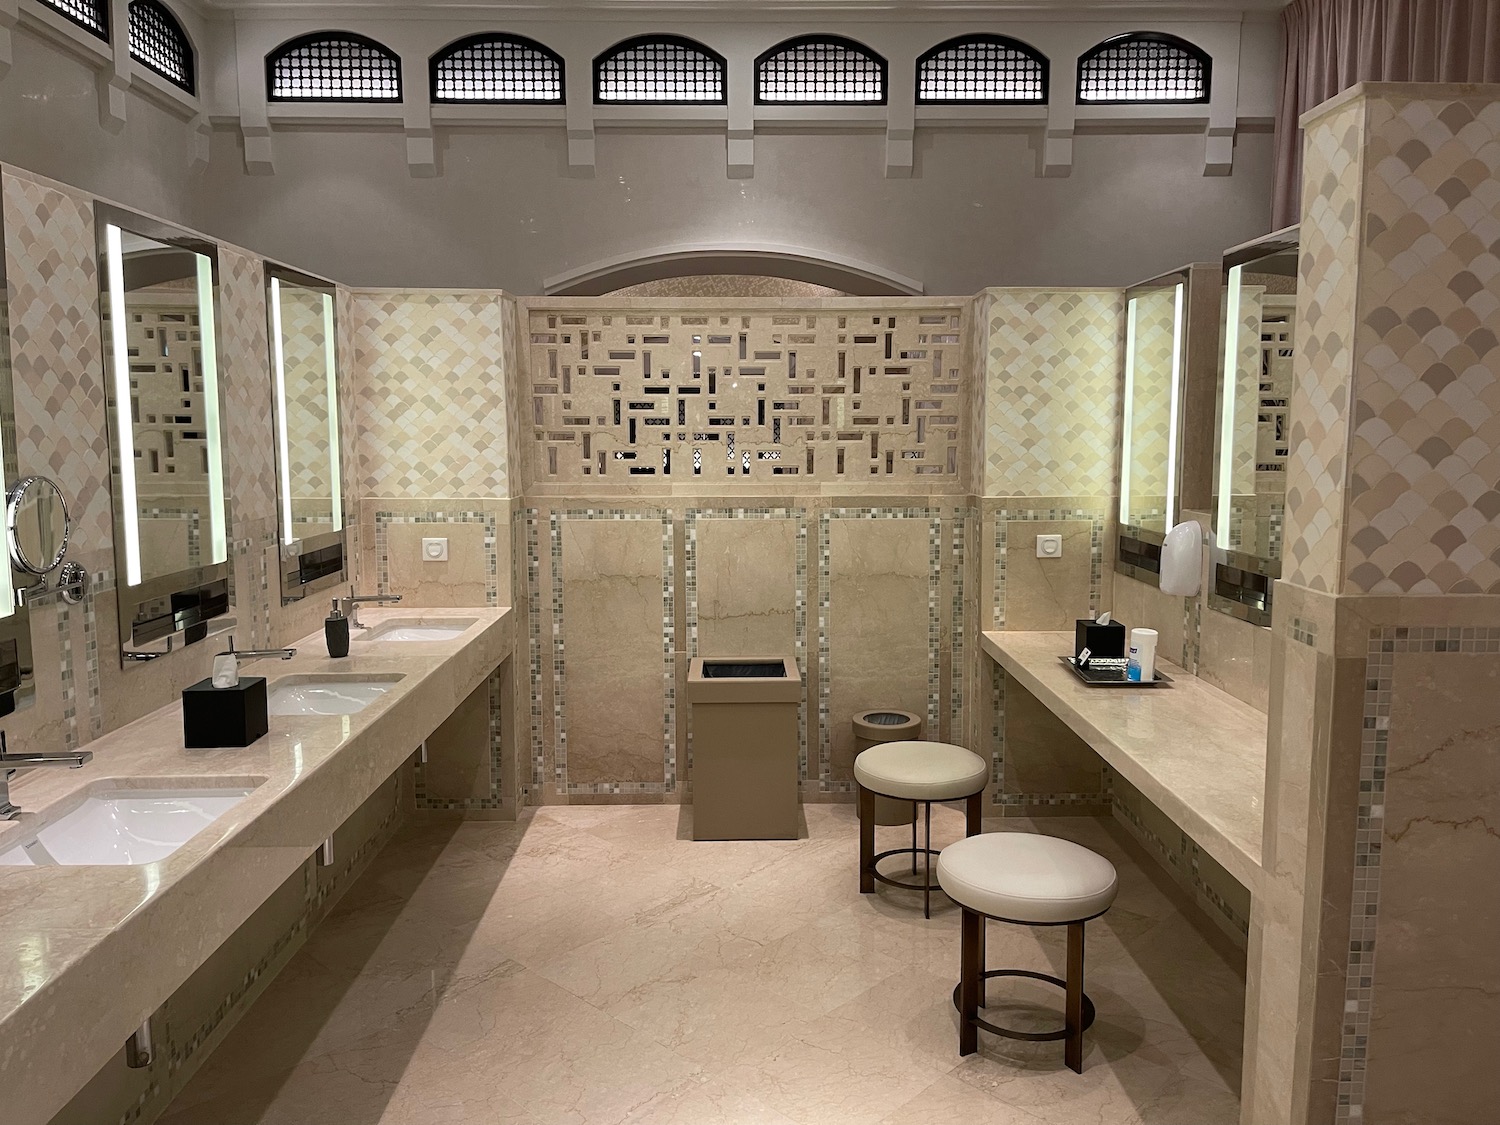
left=853, top=709, right=922, bottom=825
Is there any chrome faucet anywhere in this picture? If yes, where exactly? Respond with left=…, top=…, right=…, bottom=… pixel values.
left=0, top=731, right=93, bottom=821
left=221, top=636, right=296, bottom=663
left=341, top=588, right=402, bottom=630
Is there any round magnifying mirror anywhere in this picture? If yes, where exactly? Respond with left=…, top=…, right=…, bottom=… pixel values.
left=7, top=476, right=71, bottom=576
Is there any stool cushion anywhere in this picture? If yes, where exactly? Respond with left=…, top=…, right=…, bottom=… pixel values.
left=853, top=741, right=989, bottom=802
left=937, top=833, right=1118, bottom=924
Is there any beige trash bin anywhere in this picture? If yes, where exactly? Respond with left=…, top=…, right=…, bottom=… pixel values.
left=853, top=710, right=922, bottom=826
left=687, top=654, right=802, bottom=840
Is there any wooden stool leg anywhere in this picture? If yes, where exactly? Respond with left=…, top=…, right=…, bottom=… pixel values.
left=923, top=801, right=932, bottom=919
left=965, top=790, right=982, bottom=837
left=959, top=908, right=981, bottom=1056
left=977, top=915, right=987, bottom=1009
left=1065, top=921, right=1086, bottom=1073
left=858, top=785, right=875, bottom=894
left=911, top=808, right=918, bottom=875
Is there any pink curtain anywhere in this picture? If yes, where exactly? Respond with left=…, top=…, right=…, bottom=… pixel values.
left=1273, top=0, right=1500, bottom=228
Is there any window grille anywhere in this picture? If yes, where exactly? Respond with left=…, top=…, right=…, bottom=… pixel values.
left=917, top=34, right=1045, bottom=104
left=37, top=0, right=107, bottom=40
left=756, top=36, right=885, bottom=104
left=1077, top=32, right=1210, bottom=104
left=267, top=32, right=402, bottom=102
left=594, top=35, right=725, bottom=104
left=128, top=0, right=194, bottom=94
left=431, top=33, right=564, bottom=103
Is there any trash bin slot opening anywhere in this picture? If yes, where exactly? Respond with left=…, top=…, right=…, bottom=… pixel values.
left=862, top=711, right=911, bottom=725
left=701, top=661, right=788, bottom=679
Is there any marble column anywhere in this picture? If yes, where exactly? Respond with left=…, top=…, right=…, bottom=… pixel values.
left=1244, top=81, right=1500, bottom=1125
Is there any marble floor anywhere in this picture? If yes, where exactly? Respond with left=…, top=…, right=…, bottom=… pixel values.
left=161, top=804, right=1246, bottom=1125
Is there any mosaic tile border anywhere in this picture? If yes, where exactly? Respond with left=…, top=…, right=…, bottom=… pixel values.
left=817, top=506, right=942, bottom=794
left=950, top=507, right=972, bottom=740
left=373, top=510, right=500, bottom=606
left=683, top=507, right=809, bottom=780
left=987, top=662, right=1111, bottom=811
left=413, top=667, right=508, bottom=811
left=551, top=509, right=676, bottom=797
left=990, top=504, right=1107, bottom=629
left=1291, top=616, right=1319, bottom=648
left=1336, top=625, right=1500, bottom=1121
left=521, top=507, right=544, bottom=800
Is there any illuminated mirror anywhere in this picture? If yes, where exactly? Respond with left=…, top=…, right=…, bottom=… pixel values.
left=98, top=206, right=232, bottom=663
left=1210, top=226, right=1297, bottom=626
left=267, top=266, right=346, bottom=602
left=0, top=205, right=35, bottom=714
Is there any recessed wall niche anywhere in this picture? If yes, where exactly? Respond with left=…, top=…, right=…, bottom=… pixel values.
left=525, top=304, right=967, bottom=486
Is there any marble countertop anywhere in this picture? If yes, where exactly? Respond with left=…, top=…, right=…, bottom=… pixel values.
left=0, top=607, right=514, bottom=1125
left=980, top=631, right=1267, bottom=890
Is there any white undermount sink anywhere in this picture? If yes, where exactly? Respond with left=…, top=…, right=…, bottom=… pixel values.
left=358, top=618, right=475, bottom=643
left=268, top=674, right=404, bottom=716
left=0, top=783, right=258, bottom=866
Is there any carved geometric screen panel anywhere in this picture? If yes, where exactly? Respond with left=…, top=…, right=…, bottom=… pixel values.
left=431, top=34, right=564, bottom=103
left=917, top=35, right=1046, bottom=104
left=128, top=0, right=194, bottom=93
left=527, top=307, right=966, bottom=485
left=1077, top=32, right=1209, bottom=104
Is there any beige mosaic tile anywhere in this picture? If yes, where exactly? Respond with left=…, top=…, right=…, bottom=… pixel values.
left=1, top=170, right=112, bottom=571
left=1344, top=95, right=1500, bottom=593
left=1284, top=98, right=1363, bottom=592
left=352, top=290, right=511, bottom=500
left=983, top=289, right=1123, bottom=499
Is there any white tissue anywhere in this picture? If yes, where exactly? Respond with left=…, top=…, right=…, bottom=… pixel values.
left=212, top=654, right=239, bottom=689
left=1095, top=611, right=1112, bottom=625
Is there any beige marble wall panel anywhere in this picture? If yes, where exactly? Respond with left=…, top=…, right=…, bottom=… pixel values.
left=1000, top=518, right=1093, bottom=631
left=1364, top=646, right=1500, bottom=1122
left=1107, top=572, right=1189, bottom=670
left=1003, top=677, right=1103, bottom=796
left=825, top=515, right=930, bottom=784
left=983, top=289, right=1123, bottom=498
left=421, top=677, right=494, bottom=802
left=1343, top=94, right=1500, bottom=594
left=385, top=521, right=491, bottom=607
left=352, top=290, right=510, bottom=500
left=1197, top=607, right=1273, bottom=712
left=693, top=515, right=797, bottom=657
left=217, top=249, right=278, bottom=535
left=558, top=515, right=669, bottom=789
left=524, top=300, right=967, bottom=494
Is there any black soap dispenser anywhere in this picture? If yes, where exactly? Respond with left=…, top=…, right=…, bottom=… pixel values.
left=325, top=599, right=350, bottom=658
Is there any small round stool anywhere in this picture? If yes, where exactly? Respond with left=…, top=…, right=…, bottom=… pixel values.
left=854, top=740, right=988, bottom=918
left=936, top=832, right=1118, bottom=1073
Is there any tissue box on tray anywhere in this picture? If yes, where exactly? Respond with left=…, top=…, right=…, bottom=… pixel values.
left=1075, top=618, right=1127, bottom=661
left=183, top=677, right=269, bottom=748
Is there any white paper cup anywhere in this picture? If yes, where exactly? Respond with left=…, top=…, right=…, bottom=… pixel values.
left=1129, top=628, right=1159, bottom=682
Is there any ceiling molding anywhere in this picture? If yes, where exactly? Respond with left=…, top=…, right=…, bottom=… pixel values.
left=544, top=244, right=925, bottom=296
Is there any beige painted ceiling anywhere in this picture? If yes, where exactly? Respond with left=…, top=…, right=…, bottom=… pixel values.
left=203, top=0, right=1290, bottom=13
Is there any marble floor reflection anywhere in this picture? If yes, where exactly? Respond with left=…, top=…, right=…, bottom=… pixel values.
left=161, top=804, right=1245, bottom=1125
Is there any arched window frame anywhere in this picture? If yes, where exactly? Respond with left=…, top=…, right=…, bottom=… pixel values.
left=128, top=0, right=195, bottom=95
left=915, top=33, right=1047, bottom=106
left=36, top=0, right=109, bottom=41
left=1076, top=31, right=1211, bottom=105
left=266, top=31, right=403, bottom=103
left=755, top=34, right=887, bottom=106
left=593, top=34, right=727, bottom=106
left=429, top=32, right=565, bottom=105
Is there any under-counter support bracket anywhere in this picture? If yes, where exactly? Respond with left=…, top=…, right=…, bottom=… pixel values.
left=125, top=1020, right=153, bottom=1069
left=317, top=837, right=334, bottom=867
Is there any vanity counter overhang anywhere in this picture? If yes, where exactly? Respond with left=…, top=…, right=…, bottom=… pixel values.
left=981, top=630, right=1267, bottom=890
left=0, top=607, right=514, bottom=1125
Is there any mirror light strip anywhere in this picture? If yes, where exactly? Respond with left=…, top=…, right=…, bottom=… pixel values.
left=1119, top=296, right=1138, bottom=526
left=1165, top=282, right=1185, bottom=530
left=106, top=225, right=143, bottom=587
left=269, top=277, right=296, bottom=546
left=1216, top=265, right=1244, bottom=549
left=322, top=293, right=343, bottom=534
left=196, top=255, right=228, bottom=566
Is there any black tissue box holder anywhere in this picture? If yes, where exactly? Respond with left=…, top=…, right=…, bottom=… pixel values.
left=183, top=676, right=268, bottom=748
left=1075, top=619, right=1127, bottom=661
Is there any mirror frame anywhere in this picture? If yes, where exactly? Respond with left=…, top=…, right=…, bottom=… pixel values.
left=96, top=203, right=235, bottom=664
left=7, top=475, right=71, bottom=575
left=1114, top=262, right=1221, bottom=587
left=264, top=263, right=347, bottom=604
left=1208, top=225, right=1299, bottom=628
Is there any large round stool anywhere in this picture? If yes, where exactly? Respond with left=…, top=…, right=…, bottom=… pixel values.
left=936, top=832, right=1118, bottom=1072
left=853, top=740, right=989, bottom=918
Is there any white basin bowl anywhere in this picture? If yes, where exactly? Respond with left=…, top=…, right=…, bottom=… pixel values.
left=268, top=677, right=399, bottom=716
left=359, top=618, right=475, bottom=643
left=0, top=786, right=255, bottom=866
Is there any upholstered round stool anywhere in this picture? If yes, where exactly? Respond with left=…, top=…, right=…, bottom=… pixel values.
left=936, top=832, right=1118, bottom=1072
left=854, top=740, right=988, bottom=918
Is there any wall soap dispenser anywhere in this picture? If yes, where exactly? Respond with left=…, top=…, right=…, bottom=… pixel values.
left=325, top=599, right=350, bottom=658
